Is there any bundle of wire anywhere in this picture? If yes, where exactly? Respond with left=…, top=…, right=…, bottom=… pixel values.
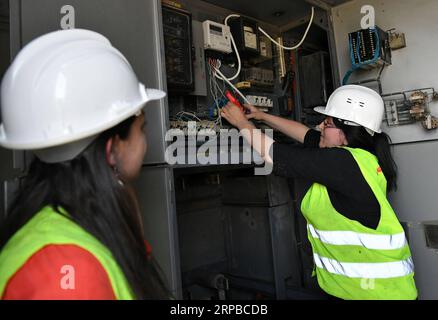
left=208, top=58, right=227, bottom=130
left=210, top=6, right=315, bottom=106
left=170, top=7, right=315, bottom=135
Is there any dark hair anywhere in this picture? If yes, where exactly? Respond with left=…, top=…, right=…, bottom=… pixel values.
left=334, top=118, right=398, bottom=192
left=0, top=116, right=169, bottom=299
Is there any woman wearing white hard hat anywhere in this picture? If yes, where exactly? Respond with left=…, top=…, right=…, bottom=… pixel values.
left=0, top=29, right=168, bottom=299
left=221, top=85, right=418, bottom=300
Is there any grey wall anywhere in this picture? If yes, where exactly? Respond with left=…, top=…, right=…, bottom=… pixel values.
left=332, top=0, right=438, bottom=299
left=389, top=141, right=438, bottom=299
left=134, top=166, right=182, bottom=298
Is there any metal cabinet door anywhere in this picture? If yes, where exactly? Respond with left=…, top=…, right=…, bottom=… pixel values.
left=10, top=0, right=168, bottom=164
left=134, top=166, right=182, bottom=299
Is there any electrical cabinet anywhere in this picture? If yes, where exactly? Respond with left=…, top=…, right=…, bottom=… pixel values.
left=136, top=0, right=337, bottom=299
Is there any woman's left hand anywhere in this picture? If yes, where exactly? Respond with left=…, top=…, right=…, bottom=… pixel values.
left=221, top=102, right=250, bottom=129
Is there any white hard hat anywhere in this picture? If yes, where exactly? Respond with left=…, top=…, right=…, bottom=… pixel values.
left=0, top=29, right=166, bottom=162
left=314, top=85, right=384, bottom=135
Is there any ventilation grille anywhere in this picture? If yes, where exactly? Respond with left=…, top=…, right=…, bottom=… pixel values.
left=424, top=222, right=438, bottom=249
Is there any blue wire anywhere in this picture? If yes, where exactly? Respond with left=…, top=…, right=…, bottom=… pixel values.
left=342, top=68, right=357, bottom=85
left=349, top=33, right=357, bottom=67
left=346, top=28, right=382, bottom=84
left=356, top=32, right=362, bottom=65
left=351, top=28, right=381, bottom=69
left=209, top=98, right=228, bottom=119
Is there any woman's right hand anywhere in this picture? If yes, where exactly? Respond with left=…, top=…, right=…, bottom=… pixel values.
left=244, top=104, right=265, bottom=121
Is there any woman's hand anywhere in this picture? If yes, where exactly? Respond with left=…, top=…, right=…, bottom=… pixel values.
left=244, top=104, right=265, bottom=121
left=221, top=102, right=250, bottom=129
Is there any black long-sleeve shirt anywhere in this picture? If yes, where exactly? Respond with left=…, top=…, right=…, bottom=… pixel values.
left=271, top=129, right=381, bottom=229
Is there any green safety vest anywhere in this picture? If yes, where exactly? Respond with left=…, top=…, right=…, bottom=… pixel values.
left=0, top=206, right=135, bottom=299
left=301, top=147, right=417, bottom=300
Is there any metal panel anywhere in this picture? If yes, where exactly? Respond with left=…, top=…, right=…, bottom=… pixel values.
left=141, top=1, right=169, bottom=165
left=178, top=207, right=227, bottom=272
left=225, top=205, right=274, bottom=283
left=268, top=203, right=301, bottom=298
left=7, top=0, right=21, bottom=60
left=1, top=178, right=19, bottom=218
left=326, top=9, right=341, bottom=87
left=191, top=20, right=207, bottom=96
left=200, top=0, right=352, bottom=27
left=222, top=175, right=290, bottom=206
left=0, top=180, right=6, bottom=218
left=0, top=0, right=9, bottom=75
left=224, top=203, right=299, bottom=299
left=401, top=222, right=438, bottom=300
left=0, top=1, right=26, bottom=215
left=202, top=0, right=313, bottom=27
left=0, top=149, right=15, bottom=185
left=388, top=139, right=438, bottom=299
left=133, top=166, right=182, bottom=299
left=162, top=6, right=194, bottom=93
left=0, top=0, right=7, bottom=17
left=0, top=149, right=24, bottom=207
left=300, top=51, right=331, bottom=109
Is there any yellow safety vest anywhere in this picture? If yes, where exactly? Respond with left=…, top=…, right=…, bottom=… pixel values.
left=301, top=147, right=417, bottom=300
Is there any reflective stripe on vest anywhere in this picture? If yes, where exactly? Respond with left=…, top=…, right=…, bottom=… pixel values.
left=308, top=224, right=407, bottom=250
left=313, top=253, right=414, bottom=279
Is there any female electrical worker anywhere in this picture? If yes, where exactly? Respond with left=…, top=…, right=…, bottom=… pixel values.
left=220, top=84, right=418, bottom=300
left=0, top=29, right=169, bottom=299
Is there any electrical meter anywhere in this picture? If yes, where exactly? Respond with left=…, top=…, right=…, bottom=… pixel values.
left=202, top=20, right=232, bottom=53
left=228, top=17, right=260, bottom=55
left=243, top=26, right=257, bottom=50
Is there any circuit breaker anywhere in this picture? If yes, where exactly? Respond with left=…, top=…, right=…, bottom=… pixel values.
left=162, top=5, right=195, bottom=92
